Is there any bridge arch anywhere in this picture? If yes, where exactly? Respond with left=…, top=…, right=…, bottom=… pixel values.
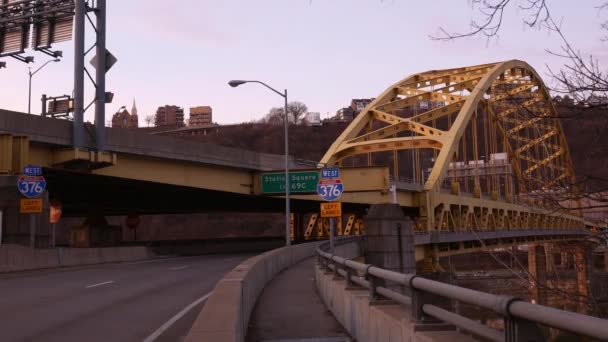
left=321, top=60, right=577, bottom=202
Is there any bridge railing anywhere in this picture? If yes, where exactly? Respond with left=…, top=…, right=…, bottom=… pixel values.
left=317, top=238, right=608, bottom=342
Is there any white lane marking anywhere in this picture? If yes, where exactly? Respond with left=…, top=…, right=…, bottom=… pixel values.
left=123, top=257, right=180, bottom=265
left=142, top=291, right=213, bottom=342
left=85, top=280, right=115, bottom=289
left=169, top=265, right=189, bottom=271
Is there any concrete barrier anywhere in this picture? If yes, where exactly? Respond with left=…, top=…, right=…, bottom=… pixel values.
left=185, top=241, right=323, bottom=342
left=0, top=244, right=152, bottom=272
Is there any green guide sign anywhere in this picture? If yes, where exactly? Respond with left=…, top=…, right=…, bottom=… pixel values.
left=261, top=171, right=319, bottom=194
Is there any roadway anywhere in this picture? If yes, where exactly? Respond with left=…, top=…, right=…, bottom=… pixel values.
left=0, top=253, right=251, bottom=342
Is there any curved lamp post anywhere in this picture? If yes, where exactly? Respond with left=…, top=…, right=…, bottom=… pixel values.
left=29, top=58, right=60, bottom=114
left=229, top=80, right=291, bottom=246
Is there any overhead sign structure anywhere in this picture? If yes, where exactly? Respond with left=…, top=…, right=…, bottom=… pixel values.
left=261, top=171, right=319, bottom=194
left=18, top=165, right=46, bottom=198
left=0, top=0, right=75, bottom=58
left=20, top=198, right=43, bottom=214
left=321, top=202, right=341, bottom=218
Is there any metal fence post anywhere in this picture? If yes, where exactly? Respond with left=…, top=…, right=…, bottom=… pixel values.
left=345, top=268, right=354, bottom=288
left=497, top=295, right=545, bottom=342
left=333, top=260, right=342, bottom=279
left=504, top=317, right=545, bottom=342
left=366, top=265, right=378, bottom=301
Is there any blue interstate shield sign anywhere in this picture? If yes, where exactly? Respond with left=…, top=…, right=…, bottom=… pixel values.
left=17, top=175, right=46, bottom=198
left=316, top=179, right=344, bottom=201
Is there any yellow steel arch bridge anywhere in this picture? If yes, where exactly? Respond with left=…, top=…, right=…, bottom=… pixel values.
left=316, top=60, right=587, bottom=263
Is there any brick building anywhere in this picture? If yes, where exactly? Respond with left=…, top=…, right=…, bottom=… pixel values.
left=189, top=106, right=213, bottom=126
left=111, top=100, right=139, bottom=128
left=155, top=105, right=184, bottom=127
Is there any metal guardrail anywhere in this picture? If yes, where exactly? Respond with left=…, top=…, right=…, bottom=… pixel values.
left=316, top=237, right=608, bottom=342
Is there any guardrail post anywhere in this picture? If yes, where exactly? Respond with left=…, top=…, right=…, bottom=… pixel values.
left=333, top=261, right=342, bottom=280
left=368, top=275, right=378, bottom=301
left=410, top=276, right=444, bottom=325
left=365, top=265, right=378, bottom=301
left=494, top=295, right=545, bottom=342
left=345, top=268, right=355, bottom=289
left=504, top=317, right=545, bottom=342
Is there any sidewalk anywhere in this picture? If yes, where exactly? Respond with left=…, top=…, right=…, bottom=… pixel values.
left=246, top=257, right=351, bottom=342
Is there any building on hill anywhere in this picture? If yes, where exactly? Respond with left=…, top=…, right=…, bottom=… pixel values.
left=586, top=95, right=608, bottom=107
left=304, top=112, right=321, bottom=126
left=333, top=98, right=374, bottom=122
left=155, top=105, right=184, bottom=127
left=189, top=106, right=213, bottom=126
left=336, top=107, right=355, bottom=121
left=351, top=98, right=373, bottom=114
left=111, top=100, right=139, bottom=128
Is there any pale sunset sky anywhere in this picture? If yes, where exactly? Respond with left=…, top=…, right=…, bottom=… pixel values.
left=1, top=1, right=605, bottom=125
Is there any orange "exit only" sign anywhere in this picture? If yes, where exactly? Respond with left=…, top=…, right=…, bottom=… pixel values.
left=320, top=202, right=341, bottom=217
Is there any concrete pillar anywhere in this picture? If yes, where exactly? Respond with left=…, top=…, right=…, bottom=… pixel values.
left=528, top=244, right=548, bottom=305
left=364, top=204, right=415, bottom=275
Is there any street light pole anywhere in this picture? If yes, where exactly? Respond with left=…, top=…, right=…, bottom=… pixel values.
left=229, top=80, right=291, bottom=246
left=28, top=59, right=60, bottom=114
left=283, top=88, right=290, bottom=246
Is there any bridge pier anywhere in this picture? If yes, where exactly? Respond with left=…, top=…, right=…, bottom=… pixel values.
left=528, top=244, right=548, bottom=305
left=364, top=204, right=416, bottom=276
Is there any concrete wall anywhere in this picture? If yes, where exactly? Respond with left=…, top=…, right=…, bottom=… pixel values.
left=185, top=241, right=323, bottom=342
left=0, top=244, right=152, bottom=272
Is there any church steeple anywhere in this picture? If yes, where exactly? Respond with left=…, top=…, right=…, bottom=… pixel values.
left=131, top=99, right=138, bottom=116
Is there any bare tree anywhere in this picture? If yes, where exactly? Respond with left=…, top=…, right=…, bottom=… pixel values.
left=287, top=101, right=308, bottom=124
left=262, top=101, right=309, bottom=125
left=262, top=107, right=285, bottom=125
left=144, top=115, right=154, bottom=127
left=432, top=0, right=608, bottom=108
left=433, top=1, right=608, bottom=216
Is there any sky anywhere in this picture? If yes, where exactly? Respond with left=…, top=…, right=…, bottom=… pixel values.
left=1, top=1, right=606, bottom=125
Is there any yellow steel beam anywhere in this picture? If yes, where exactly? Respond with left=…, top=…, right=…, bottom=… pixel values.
left=504, top=116, right=554, bottom=135
left=511, top=135, right=561, bottom=151
left=489, top=83, right=538, bottom=103
left=400, top=68, right=492, bottom=89
left=523, top=150, right=564, bottom=175
left=496, top=96, right=545, bottom=118
left=410, top=100, right=465, bottom=124
left=368, top=110, right=445, bottom=138
left=335, top=136, right=442, bottom=161
left=518, top=153, right=565, bottom=172
left=347, top=122, right=409, bottom=143
left=413, top=63, right=496, bottom=82
left=514, top=130, right=558, bottom=155
left=547, top=173, right=569, bottom=187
